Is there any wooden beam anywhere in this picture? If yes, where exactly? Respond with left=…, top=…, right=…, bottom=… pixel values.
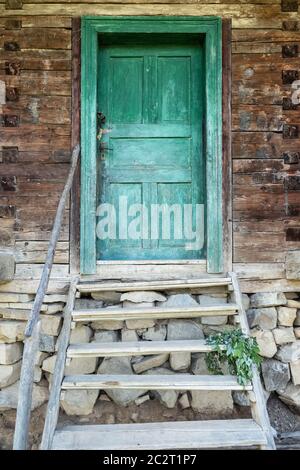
left=70, top=17, right=81, bottom=275
left=222, top=18, right=232, bottom=273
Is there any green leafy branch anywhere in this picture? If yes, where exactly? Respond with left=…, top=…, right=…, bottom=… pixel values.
left=205, top=329, right=262, bottom=386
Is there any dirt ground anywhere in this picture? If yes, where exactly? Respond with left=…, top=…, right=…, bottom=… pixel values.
left=0, top=397, right=251, bottom=450
left=1, top=393, right=300, bottom=450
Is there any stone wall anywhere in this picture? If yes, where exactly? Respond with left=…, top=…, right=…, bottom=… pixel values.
left=2, top=286, right=299, bottom=421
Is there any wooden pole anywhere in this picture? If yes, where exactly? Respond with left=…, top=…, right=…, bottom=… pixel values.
left=40, top=278, right=78, bottom=450
left=13, top=145, right=80, bottom=450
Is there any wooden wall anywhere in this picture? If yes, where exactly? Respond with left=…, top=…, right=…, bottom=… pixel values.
left=1, top=0, right=300, bottom=292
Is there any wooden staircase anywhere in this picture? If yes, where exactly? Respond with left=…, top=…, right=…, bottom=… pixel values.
left=40, top=273, right=276, bottom=450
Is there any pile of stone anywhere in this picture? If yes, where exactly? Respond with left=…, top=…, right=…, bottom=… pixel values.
left=52, top=289, right=235, bottom=415
left=247, top=291, right=300, bottom=414
left=0, top=289, right=66, bottom=410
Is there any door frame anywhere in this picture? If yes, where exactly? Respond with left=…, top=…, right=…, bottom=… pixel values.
left=79, top=16, right=223, bottom=275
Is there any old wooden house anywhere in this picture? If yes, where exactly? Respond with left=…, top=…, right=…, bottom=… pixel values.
left=0, top=0, right=300, bottom=451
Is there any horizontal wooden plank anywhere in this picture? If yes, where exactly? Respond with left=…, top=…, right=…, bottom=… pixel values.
left=15, top=241, right=69, bottom=264
left=240, top=279, right=300, bottom=293
left=233, top=263, right=286, bottom=280
left=0, top=28, right=71, bottom=49
left=232, top=105, right=283, bottom=132
left=14, top=263, right=69, bottom=278
left=0, top=49, right=71, bottom=71
left=78, top=277, right=232, bottom=292
left=0, top=279, right=69, bottom=294
left=232, top=132, right=283, bottom=159
left=0, top=16, right=72, bottom=28
left=3, top=96, right=71, bottom=125
left=3, top=5, right=297, bottom=29
left=2, top=71, right=71, bottom=96
left=52, top=419, right=266, bottom=450
left=67, top=339, right=222, bottom=358
left=72, top=304, right=238, bottom=322
left=232, top=29, right=300, bottom=43
left=62, top=374, right=251, bottom=391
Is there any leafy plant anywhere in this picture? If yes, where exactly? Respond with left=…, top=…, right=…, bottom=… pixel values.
left=205, top=329, right=262, bottom=386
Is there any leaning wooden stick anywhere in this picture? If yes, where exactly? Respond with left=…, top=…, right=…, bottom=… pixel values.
left=13, top=145, right=80, bottom=450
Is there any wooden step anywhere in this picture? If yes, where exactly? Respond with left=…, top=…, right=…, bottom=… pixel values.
left=77, top=277, right=232, bottom=293
left=72, top=304, right=238, bottom=322
left=67, top=339, right=223, bottom=358
left=51, top=419, right=266, bottom=450
left=62, top=374, right=251, bottom=391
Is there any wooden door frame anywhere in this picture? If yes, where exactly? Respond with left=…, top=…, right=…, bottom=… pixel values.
left=71, top=16, right=231, bottom=275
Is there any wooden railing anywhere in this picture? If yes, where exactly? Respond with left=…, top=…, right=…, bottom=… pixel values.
left=13, top=145, right=80, bottom=450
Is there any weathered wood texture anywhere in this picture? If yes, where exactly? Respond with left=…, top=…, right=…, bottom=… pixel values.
left=1, top=2, right=300, bottom=291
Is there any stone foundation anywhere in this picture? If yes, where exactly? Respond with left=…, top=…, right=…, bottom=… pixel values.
left=0, top=285, right=300, bottom=420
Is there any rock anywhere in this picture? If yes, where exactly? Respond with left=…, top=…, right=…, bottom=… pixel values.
left=201, top=315, right=228, bottom=326
left=91, top=291, right=121, bottom=304
left=285, top=292, right=299, bottom=300
left=242, top=294, right=250, bottom=311
left=0, top=360, right=21, bottom=387
left=261, top=359, right=290, bottom=391
left=98, top=357, right=145, bottom=406
left=202, top=324, right=236, bottom=336
left=278, top=383, right=300, bottom=413
left=191, top=353, right=230, bottom=375
left=120, top=291, right=166, bottom=303
left=135, top=394, right=150, bottom=406
left=161, top=294, right=198, bottom=308
left=0, top=342, right=23, bottom=364
left=232, top=391, right=250, bottom=407
left=198, top=295, right=227, bottom=306
left=0, top=252, right=15, bottom=282
left=251, top=330, right=277, bottom=358
left=126, top=319, right=155, bottom=329
left=39, top=334, right=56, bottom=352
left=65, top=357, right=97, bottom=375
left=294, top=311, right=300, bottom=327
left=0, top=320, right=25, bottom=343
left=170, top=352, right=191, bottom=371
left=191, top=354, right=210, bottom=375
left=0, top=293, right=34, bottom=303
left=34, top=366, right=42, bottom=383
left=41, top=314, right=62, bottom=336
left=276, top=341, right=300, bottom=362
left=133, top=354, right=169, bottom=374
left=179, top=393, right=190, bottom=409
left=246, top=307, right=277, bottom=330
left=191, top=390, right=234, bottom=413
left=69, top=325, right=92, bottom=344
left=291, top=360, right=300, bottom=386
left=286, top=251, right=300, bottom=280
left=167, top=320, right=204, bottom=340
left=35, top=351, right=48, bottom=367
left=287, top=299, right=300, bottom=309
left=75, top=298, right=103, bottom=309
left=250, top=292, right=287, bottom=308
left=0, top=380, right=48, bottom=411
left=294, top=328, right=300, bottom=339
left=61, top=389, right=99, bottom=415
left=121, top=328, right=139, bottom=342
left=93, top=330, right=119, bottom=342
left=99, top=393, right=111, bottom=402
left=273, top=327, right=295, bottom=345
left=123, top=301, right=154, bottom=309
left=91, top=320, right=124, bottom=331
left=142, top=324, right=167, bottom=341
left=277, top=307, right=297, bottom=327
left=42, top=354, right=56, bottom=374
left=144, top=368, right=179, bottom=408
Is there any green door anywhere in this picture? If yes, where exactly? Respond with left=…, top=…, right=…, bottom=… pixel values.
left=97, top=36, right=205, bottom=260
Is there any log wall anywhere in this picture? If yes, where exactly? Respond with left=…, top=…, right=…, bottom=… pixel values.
left=1, top=1, right=300, bottom=293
